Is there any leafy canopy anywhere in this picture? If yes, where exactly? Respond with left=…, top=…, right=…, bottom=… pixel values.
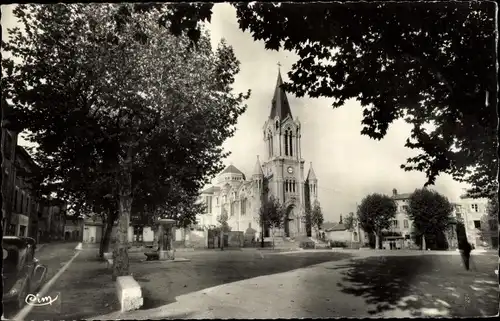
left=216, top=207, right=231, bottom=233
left=310, top=201, right=324, bottom=231
left=407, top=188, right=453, bottom=236
left=357, top=193, right=397, bottom=233
left=2, top=4, right=250, bottom=227
left=344, top=212, right=358, bottom=231
left=159, top=2, right=497, bottom=198
left=258, top=195, right=285, bottom=230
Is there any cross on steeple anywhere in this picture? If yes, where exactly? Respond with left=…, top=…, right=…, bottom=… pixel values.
left=269, top=61, right=292, bottom=121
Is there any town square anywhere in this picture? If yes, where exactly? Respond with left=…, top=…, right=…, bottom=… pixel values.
left=2, top=2, right=498, bottom=320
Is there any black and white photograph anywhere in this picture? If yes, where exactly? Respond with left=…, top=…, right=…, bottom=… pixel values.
left=1, top=1, right=498, bottom=320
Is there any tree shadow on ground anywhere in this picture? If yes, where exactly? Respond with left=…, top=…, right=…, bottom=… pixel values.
left=130, top=251, right=353, bottom=310
left=327, top=254, right=499, bottom=317
left=326, top=256, right=430, bottom=315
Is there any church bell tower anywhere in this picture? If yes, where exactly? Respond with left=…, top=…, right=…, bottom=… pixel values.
left=262, top=65, right=305, bottom=230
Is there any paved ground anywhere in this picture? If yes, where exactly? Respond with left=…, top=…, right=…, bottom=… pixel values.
left=129, top=250, right=353, bottom=311
left=24, top=245, right=118, bottom=321
left=91, top=250, right=498, bottom=319
left=16, top=247, right=498, bottom=320
left=34, top=242, right=79, bottom=283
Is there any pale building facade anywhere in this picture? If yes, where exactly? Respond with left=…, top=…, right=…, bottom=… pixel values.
left=386, top=189, right=463, bottom=249
left=198, top=70, right=320, bottom=238
left=384, top=189, right=414, bottom=248
left=459, top=195, right=497, bottom=249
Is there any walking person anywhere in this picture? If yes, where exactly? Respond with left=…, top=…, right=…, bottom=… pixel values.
left=459, top=241, right=473, bottom=271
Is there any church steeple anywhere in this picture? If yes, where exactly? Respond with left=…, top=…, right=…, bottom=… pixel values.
left=269, top=67, right=293, bottom=121
left=252, top=155, right=264, bottom=177
left=306, top=162, right=317, bottom=181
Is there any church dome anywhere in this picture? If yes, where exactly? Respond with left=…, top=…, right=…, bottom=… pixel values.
left=217, top=164, right=246, bottom=184
left=221, top=164, right=244, bottom=176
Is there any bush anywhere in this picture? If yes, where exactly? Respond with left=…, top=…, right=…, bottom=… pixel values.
left=329, top=240, right=347, bottom=248
left=299, top=240, right=316, bottom=249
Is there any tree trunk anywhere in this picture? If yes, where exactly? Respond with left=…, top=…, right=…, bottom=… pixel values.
left=375, top=232, right=380, bottom=250
left=112, top=149, right=133, bottom=280
left=220, top=231, right=224, bottom=251
left=99, top=214, right=106, bottom=258
left=152, top=226, right=159, bottom=250
left=272, top=228, right=275, bottom=249
left=99, top=210, right=116, bottom=259
left=100, top=222, right=113, bottom=259
left=261, top=222, right=265, bottom=248
left=422, top=234, right=426, bottom=251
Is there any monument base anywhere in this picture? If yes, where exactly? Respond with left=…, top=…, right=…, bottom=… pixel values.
left=158, top=250, right=175, bottom=261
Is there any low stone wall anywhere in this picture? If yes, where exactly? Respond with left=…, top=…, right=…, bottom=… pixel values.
left=228, top=231, right=244, bottom=247
left=186, top=230, right=206, bottom=248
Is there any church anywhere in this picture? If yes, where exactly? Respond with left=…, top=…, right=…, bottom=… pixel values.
left=197, top=69, right=319, bottom=239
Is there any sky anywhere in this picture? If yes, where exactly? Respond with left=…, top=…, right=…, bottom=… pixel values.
left=2, top=4, right=468, bottom=223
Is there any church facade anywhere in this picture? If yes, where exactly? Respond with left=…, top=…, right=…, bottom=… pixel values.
left=197, top=70, right=319, bottom=238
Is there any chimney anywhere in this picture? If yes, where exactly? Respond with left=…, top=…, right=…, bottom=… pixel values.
left=392, top=188, right=398, bottom=196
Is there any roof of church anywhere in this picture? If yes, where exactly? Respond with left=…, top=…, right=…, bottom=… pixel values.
left=392, top=193, right=411, bottom=201
left=253, top=156, right=264, bottom=176
left=201, top=186, right=221, bottom=194
left=306, top=163, right=317, bottom=181
left=325, top=223, right=348, bottom=232
left=269, top=70, right=293, bottom=121
left=220, top=164, right=245, bottom=176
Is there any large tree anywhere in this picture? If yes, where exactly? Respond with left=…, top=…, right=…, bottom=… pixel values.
left=407, top=188, right=454, bottom=250
left=158, top=2, right=497, bottom=198
left=2, top=4, right=250, bottom=278
left=258, top=195, right=285, bottom=249
left=357, top=193, right=397, bottom=249
left=310, top=201, right=324, bottom=239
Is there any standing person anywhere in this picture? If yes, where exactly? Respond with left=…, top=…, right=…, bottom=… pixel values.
left=460, top=241, right=473, bottom=271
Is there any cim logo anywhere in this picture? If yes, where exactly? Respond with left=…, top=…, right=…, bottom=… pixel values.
left=25, top=293, right=59, bottom=307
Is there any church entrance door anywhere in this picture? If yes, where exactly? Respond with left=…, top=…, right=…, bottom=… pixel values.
left=284, top=205, right=295, bottom=238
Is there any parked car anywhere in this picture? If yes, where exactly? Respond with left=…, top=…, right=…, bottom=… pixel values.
left=2, top=236, right=47, bottom=318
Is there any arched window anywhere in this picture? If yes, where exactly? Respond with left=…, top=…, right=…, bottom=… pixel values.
left=289, top=131, right=293, bottom=157
left=284, top=130, right=289, bottom=156
left=276, top=120, right=279, bottom=129
left=268, top=131, right=273, bottom=158
left=241, top=199, right=246, bottom=215
left=270, top=134, right=273, bottom=156
left=292, top=181, right=296, bottom=193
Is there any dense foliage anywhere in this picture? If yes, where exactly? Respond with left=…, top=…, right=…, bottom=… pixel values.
left=258, top=196, right=285, bottom=234
left=2, top=3, right=250, bottom=277
left=161, top=1, right=498, bottom=198
left=310, top=201, right=324, bottom=235
left=344, top=212, right=358, bottom=231
left=357, top=193, right=397, bottom=249
left=407, top=188, right=453, bottom=249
